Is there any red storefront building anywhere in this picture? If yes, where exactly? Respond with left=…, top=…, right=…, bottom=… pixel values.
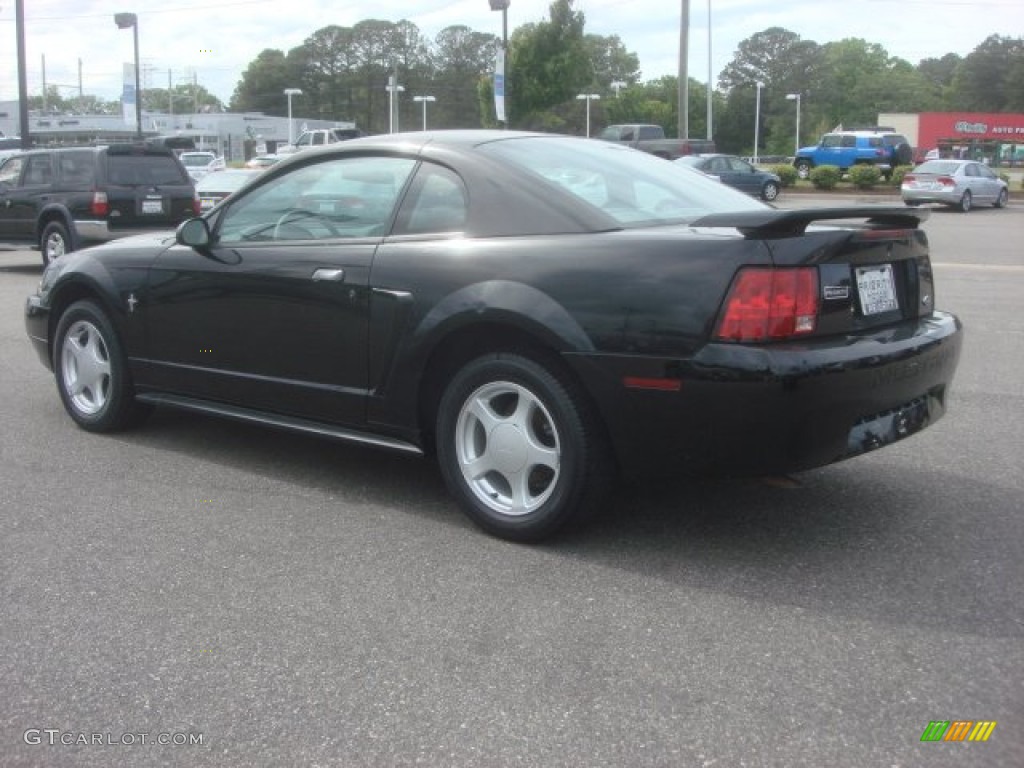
left=880, top=112, right=1024, bottom=167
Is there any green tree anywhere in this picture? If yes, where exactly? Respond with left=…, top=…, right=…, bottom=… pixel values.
left=229, top=49, right=297, bottom=114
left=949, top=35, right=1024, bottom=111
left=508, top=0, right=591, bottom=130
left=432, top=25, right=499, bottom=128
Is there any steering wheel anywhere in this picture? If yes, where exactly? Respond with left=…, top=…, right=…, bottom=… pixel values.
left=271, top=209, right=343, bottom=240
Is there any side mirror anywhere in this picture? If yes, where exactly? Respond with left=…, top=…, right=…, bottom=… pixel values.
left=176, top=217, right=211, bottom=249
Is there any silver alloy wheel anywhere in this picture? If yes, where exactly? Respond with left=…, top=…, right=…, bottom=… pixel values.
left=45, top=230, right=67, bottom=261
left=60, top=320, right=112, bottom=416
left=454, top=380, right=561, bottom=516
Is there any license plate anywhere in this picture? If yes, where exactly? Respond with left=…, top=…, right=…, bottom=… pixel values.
left=141, top=199, right=163, bottom=214
left=856, top=264, right=898, bottom=315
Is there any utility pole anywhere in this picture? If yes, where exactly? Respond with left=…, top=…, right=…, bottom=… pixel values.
left=678, top=0, right=689, bottom=139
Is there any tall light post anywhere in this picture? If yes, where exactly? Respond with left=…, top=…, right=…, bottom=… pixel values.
left=489, top=0, right=510, bottom=127
left=386, top=77, right=405, bottom=133
left=283, top=88, right=302, bottom=145
left=413, top=95, right=436, bottom=131
left=706, top=0, right=712, bottom=141
left=114, top=12, right=142, bottom=139
left=576, top=93, right=600, bottom=137
left=786, top=92, right=801, bottom=157
left=753, top=81, right=764, bottom=164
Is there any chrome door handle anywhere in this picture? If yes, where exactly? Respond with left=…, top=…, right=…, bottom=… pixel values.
left=312, top=268, right=345, bottom=282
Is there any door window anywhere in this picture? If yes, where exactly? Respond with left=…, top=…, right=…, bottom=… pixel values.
left=216, top=155, right=417, bottom=243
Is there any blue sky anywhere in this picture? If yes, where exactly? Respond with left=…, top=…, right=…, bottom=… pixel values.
left=1, top=0, right=1021, bottom=105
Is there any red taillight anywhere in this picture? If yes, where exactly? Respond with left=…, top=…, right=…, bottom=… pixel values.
left=192, top=191, right=202, bottom=216
left=90, top=190, right=109, bottom=216
left=714, top=267, right=819, bottom=342
left=903, top=174, right=916, bottom=184
left=937, top=176, right=955, bottom=188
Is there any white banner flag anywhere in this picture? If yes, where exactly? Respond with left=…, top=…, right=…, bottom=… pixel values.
left=122, top=63, right=136, bottom=127
left=493, top=50, right=506, bottom=124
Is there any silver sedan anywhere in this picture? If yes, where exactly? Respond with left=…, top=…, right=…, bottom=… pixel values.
left=901, top=159, right=1009, bottom=212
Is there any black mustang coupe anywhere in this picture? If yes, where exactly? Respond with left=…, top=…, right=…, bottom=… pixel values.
left=25, top=132, right=962, bottom=541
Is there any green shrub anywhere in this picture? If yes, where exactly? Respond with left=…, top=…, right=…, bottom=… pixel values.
left=998, top=172, right=1010, bottom=184
left=890, top=165, right=914, bottom=186
left=771, top=164, right=798, bottom=187
left=847, top=164, right=882, bottom=189
left=810, top=165, right=841, bottom=190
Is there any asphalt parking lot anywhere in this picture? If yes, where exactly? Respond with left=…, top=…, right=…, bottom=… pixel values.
left=1, top=200, right=1022, bottom=767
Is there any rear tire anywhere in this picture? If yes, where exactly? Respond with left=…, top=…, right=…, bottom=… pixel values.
left=53, top=300, right=151, bottom=431
left=435, top=353, right=611, bottom=542
left=958, top=190, right=972, bottom=213
left=41, top=220, right=72, bottom=266
left=895, top=142, right=914, bottom=166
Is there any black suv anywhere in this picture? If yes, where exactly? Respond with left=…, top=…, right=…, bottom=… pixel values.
left=0, top=144, right=197, bottom=265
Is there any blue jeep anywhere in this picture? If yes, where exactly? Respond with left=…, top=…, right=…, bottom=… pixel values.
left=793, top=131, right=913, bottom=179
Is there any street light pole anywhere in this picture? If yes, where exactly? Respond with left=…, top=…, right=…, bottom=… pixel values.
left=754, top=81, right=763, bottom=164
left=283, top=88, right=302, bottom=145
left=114, top=12, right=142, bottom=139
left=576, top=93, right=600, bottom=137
left=413, top=96, right=436, bottom=131
left=786, top=92, right=801, bottom=157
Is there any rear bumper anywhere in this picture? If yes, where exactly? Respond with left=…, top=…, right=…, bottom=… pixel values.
left=567, top=311, right=963, bottom=478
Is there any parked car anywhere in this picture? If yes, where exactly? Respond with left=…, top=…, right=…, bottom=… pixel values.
left=598, top=124, right=715, bottom=159
left=194, top=168, right=263, bottom=212
left=675, top=154, right=782, bottom=201
left=901, top=159, right=1009, bottom=212
left=25, top=131, right=962, bottom=541
left=794, top=130, right=913, bottom=180
left=244, top=154, right=282, bottom=170
left=0, top=143, right=199, bottom=265
left=179, top=151, right=222, bottom=182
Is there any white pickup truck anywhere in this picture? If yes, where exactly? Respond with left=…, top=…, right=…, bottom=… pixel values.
left=278, top=127, right=364, bottom=154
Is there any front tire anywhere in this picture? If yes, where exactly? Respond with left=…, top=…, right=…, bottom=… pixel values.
left=41, top=220, right=72, bottom=266
left=761, top=181, right=780, bottom=201
left=53, top=300, right=150, bottom=431
left=794, top=160, right=812, bottom=180
left=958, top=190, right=972, bottom=213
left=435, top=353, right=610, bottom=541
left=994, top=188, right=1008, bottom=209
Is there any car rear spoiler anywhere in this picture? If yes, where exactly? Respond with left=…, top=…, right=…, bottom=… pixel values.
left=692, top=206, right=929, bottom=238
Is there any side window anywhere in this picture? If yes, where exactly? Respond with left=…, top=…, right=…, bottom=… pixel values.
left=709, top=157, right=729, bottom=174
left=216, top=155, right=417, bottom=243
left=638, top=126, right=660, bottom=141
left=842, top=136, right=858, bottom=148
left=0, top=156, right=25, bottom=185
left=312, top=133, right=325, bottom=146
left=822, top=135, right=841, bottom=148
left=23, top=154, right=54, bottom=186
left=57, top=152, right=95, bottom=185
left=395, top=165, right=468, bottom=235
left=728, top=158, right=751, bottom=172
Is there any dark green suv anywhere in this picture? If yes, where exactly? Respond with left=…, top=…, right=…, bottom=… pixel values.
left=793, top=131, right=914, bottom=180
left=0, top=144, right=198, bottom=265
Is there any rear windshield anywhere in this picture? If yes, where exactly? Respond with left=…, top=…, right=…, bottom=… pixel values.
left=914, top=161, right=960, bottom=175
left=479, top=136, right=763, bottom=226
left=106, top=154, right=190, bottom=186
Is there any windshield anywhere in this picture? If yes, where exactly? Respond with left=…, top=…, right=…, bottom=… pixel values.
left=480, top=136, right=764, bottom=226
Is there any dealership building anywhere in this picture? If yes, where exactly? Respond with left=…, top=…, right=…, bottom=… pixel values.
left=881, top=112, right=1024, bottom=166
